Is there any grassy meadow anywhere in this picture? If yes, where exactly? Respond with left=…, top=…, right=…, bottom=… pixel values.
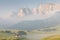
left=0, top=30, right=60, bottom=40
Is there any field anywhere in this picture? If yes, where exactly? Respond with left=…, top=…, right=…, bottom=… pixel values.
left=42, top=35, right=60, bottom=40
left=0, top=30, right=60, bottom=40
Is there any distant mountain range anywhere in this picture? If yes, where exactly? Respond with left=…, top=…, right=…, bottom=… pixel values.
left=7, top=11, right=60, bottom=30
left=0, top=3, right=60, bottom=30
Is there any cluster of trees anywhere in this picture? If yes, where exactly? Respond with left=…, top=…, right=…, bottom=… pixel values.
left=0, top=30, right=27, bottom=40
left=14, top=31, right=27, bottom=38
left=0, top=30, right=27, bottom=37
left=0, top=30, right=12, bottom=33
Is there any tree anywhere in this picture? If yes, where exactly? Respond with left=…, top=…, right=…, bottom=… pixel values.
left=17, top=31, right=27, bottom=37
left=5, top=30, right=11, bottom=33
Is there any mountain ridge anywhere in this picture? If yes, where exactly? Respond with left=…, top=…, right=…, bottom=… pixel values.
left=18, top=3, right=60, bottom=17
left=7, top=11, right=60, bottom=30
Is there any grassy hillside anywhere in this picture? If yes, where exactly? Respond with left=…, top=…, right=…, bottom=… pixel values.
left=42, top=35, right=60, bottom=40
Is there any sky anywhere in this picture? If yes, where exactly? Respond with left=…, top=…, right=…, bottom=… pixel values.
left=0, top=0, right=60, bottom=19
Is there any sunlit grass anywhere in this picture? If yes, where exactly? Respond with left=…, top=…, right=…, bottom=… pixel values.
left=42, top=35, right=60, bottom=40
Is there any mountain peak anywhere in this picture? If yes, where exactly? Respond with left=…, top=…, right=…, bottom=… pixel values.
left=17, top=3, right=60, bottom=20
left=18, top=8, right=32, bottom=17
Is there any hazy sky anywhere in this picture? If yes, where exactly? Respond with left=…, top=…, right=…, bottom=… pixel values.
left=0, top=0, right=60, bottom=18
